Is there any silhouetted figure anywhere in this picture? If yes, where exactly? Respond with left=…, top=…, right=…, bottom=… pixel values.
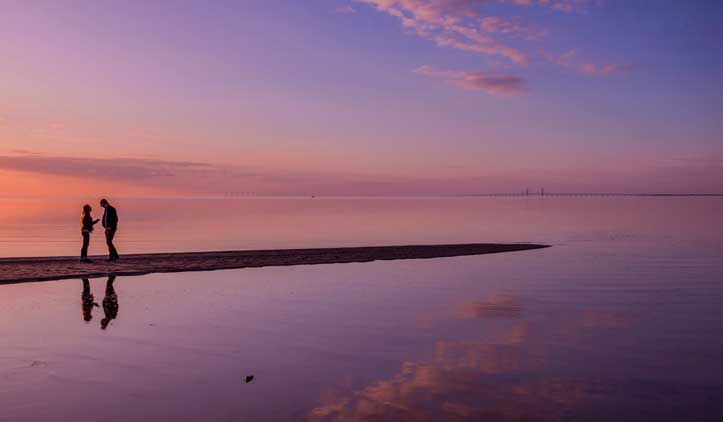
left=100, top=198, right=120, bottom=261
left=101, top=275, right=119, bottom=330
left=80, top=204, right=100, bottom=262
left=81, top=278, right=99, bottom=322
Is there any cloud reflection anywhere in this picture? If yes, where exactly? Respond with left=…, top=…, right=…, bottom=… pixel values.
left=310, top=293, right=635, bottom=421
left=309, top=295, right=592, bottom=421
left=455, top=293, right=523, bottom=319
left=309, top=339, right=584, bottom=421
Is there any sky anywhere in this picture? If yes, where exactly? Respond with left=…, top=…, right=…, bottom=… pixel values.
left=1, top=0, right=722, bottom=195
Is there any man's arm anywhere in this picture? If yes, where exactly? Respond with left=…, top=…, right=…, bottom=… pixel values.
left=111, top=208, right=119, bottom=227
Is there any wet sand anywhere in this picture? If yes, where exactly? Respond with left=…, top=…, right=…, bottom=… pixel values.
left=0, top=243, right=548, bottom=284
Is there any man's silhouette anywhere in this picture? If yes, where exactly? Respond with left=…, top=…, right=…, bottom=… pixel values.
left=100, top=198, right=120, bottom=261
left=101, top=275, right=119, bottom=330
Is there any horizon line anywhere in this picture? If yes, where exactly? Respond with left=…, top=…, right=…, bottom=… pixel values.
left=0, top=193, right=722, bottom=200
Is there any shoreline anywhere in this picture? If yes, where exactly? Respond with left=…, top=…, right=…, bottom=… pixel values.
left=0, top=243, right=549, bottom=285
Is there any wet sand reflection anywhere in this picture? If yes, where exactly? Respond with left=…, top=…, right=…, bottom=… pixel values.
left=81, top=278, right=99, bottom=322
left=101, top=275, right=119, bottom=330
left=80, top=275, right=118, bottom=329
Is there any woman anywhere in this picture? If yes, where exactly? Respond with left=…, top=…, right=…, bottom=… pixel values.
left=80, top=204, right=100, bottom=262
left=81, top=278, right=99, bottom=321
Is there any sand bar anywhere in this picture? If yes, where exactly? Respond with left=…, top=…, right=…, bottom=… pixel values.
left=0, top=243, right=549, bottom=284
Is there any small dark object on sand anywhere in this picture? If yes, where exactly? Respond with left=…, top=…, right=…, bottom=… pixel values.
left=245, top=375, right=254, bottom=383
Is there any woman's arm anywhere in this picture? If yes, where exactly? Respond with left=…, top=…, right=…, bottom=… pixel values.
left=93, top=219, right=100, bottom=225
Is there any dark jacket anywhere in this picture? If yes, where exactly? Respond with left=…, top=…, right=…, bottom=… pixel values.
left=81, top=214, right=98, bottom=232
left=102, top=205, right=119, bottom=230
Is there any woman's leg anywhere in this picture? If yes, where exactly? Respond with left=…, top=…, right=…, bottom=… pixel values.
left=81, top=232, right=90, bottom=260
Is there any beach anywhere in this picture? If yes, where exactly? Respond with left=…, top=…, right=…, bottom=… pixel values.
left=3, top=1, right=721, bottom=419
left=0, top=243, right=547, bottom=284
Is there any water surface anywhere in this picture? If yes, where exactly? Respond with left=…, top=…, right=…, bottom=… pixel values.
left=0, top=197, right=721, bottom=421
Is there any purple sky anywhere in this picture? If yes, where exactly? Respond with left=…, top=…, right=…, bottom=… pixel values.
left=1, top=0, right=722, bottom=195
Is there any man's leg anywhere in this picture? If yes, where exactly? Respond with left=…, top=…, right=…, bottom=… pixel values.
left=105, top=228, right=119, bottom=260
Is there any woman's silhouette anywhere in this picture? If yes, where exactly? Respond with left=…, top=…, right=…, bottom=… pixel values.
left=80, top=204, right=100, bottom=263
left=81, top=278, right=99, bottom=321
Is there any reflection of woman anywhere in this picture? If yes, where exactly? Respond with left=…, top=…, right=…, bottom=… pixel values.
left=101, top=275, right=119, bottom=330
left=80, top=204, right=100, bottom=263
left=81, top=278, right=99, bottom=322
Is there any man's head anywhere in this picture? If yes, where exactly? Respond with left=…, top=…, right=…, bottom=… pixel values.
left=100, top=198, right=109, bottom=208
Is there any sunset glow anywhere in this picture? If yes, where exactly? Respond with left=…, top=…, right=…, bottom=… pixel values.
left=1, top=0, right=721, bottom=195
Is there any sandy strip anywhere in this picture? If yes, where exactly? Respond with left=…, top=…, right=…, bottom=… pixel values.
left=0, top=243, right=549, bottom=284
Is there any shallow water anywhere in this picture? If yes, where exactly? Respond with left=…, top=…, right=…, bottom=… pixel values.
left=1, top=197, right=722, bottom=421
left=1, top=196, right=721, bottom=257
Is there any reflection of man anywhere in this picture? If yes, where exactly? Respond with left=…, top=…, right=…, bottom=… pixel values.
left=100, top=198, right=120, bottom=262
left=101, top=275, right=119, bottom=330
left=81, top=278, right=99, bottom=322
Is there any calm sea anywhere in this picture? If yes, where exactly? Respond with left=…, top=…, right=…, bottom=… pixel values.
left=1, top=197, right=722, bottom=421
left=1, top=196, right=721, bottom=258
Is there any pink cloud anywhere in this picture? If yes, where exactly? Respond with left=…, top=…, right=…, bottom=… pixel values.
left=334, top=5, right=358, bottom=14
left=549, top=48, right=577, bottom=66
left=538, top=0, right=597, bottom=13
left=355, top=0, right=598, bottom=66
left=0, top=154, right=220, bottom=181
left=480, top=16, right=546, bottom=40
left=504, top=0, right=534, bottom=5
left=501, top=0, right=598, bottom=12
left=580, top=62, right=631, bottom=76
left=357, top=0, right=531, bottom=65
left=415, top=64, right=525, bottom=96
left=355, top=0, right=605, bottom=75
left=543, top=49, right=630, bottom=76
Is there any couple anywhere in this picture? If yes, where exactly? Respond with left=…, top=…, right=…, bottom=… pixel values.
left=80, top=198, right=120, bottom=263
left=81, top=275, right=119, bottom=329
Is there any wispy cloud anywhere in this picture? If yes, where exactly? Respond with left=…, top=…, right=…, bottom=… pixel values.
left=355, top=0, right=601, bottom=62
left=505, top=0, right=599, bottom=13
left=541, top=0, right=601, bottom=13
left=415, top=64, right=525, bottom=96
left=0, top=153, right=238, bottom=181
left=8, top=149, right=41, bottom=156
left=480, top=16, right=546, bottom=40
left=543, top=48, right=577, bottom=66
left=356, top=0, right=533, bottom=65
left=580, top=62, right=631, bottom=76
left=335, top=5, right=358, bottom=14
left=353, top=0, right=611, bottom=100
left=0, top=152, right=474, bottom=196
left=544, top=49, right=630, bottom=76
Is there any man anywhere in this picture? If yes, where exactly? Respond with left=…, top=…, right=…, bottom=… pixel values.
left=101, top=275, right=119, bottom=330
left=100, top=198, right=120, bottom=261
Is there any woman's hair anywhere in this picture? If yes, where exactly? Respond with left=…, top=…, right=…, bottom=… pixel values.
left=81, top=204, right=92, bottom=222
